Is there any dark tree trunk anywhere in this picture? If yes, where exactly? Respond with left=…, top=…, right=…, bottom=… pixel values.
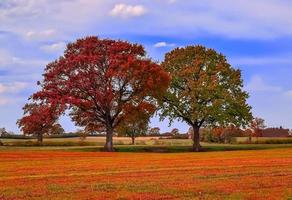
left=224, top=131, right=228, bottom=144
left=131, top=135, right=135, bottom=145
left=37, top=133, right=43, bottom=145
left=104, top=126, right=114, bottom=152
left=192, top=125, right=201, bottom=152
left=248, top=134, right=252, bottom=143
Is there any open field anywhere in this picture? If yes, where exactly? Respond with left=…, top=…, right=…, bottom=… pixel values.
left=0, top=148, right=291, bottom=199
left=0, top=136, right=164, bottom=147
left=1, top=137, right=292, bottom=153
left=1, top=136, right=292, bottom=147
left=1, top=137, right=292, bottom=155
left=1, top=143, right=292, bottom=153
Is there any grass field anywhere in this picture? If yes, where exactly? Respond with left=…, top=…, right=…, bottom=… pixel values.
left=1, top=136, right=292, bottom=154
left=0, top=147, right=292, bottom=200
left=1, top=136, right=292, bottom=147
left=0, top=136, right=164, bottom=147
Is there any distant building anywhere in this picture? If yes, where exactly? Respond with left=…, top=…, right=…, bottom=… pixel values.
left=262, top=127, right=290, bottom=137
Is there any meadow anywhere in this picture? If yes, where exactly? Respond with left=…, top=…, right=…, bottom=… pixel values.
left=0, top=147, right=291, bottom=200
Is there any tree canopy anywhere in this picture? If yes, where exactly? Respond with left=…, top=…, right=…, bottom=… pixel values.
left=28, top=36, right=170, bottom=151
left=159, top=45, right=252, bottom=151
left=116, top=103, right=153, bottom=144
left=17, top=103, right=61, bottom=143
left=250, top=117, right=266, bottom=137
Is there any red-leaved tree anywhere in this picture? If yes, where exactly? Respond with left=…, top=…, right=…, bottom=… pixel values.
left=250, top=117, right=266, bottom=139
left=31, top=36, right=170, bottom=151
left=17, top=103, right=61, bottom=144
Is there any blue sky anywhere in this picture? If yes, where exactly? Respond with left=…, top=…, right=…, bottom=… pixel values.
left=1, top=0, right=292, bottom=133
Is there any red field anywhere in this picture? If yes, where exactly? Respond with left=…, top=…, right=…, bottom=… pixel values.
left=0, top=148, right=292, bottom=200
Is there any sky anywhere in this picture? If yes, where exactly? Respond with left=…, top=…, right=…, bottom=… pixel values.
left=1, top=0, right=292, bottom=134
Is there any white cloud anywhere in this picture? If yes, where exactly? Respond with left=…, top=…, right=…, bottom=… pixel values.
left=245, top=75, right=282, bottom=92
left=156, top=0, right=177, bottom=4
left=154, top=42, right=175, bottom=48
left=178, top=0, right=292, bottom=39
left=0, top=49, right=47, bottom=68
left=0, top=0, right=106, bottom=40
left=0, top=97, right=10, bottom=105
left=168, top=0, right=177, bottom=3
left=110, top=4, right=146, bottom=18
left=148, top=0, right=292, bottom=39
left=284, top=90, right=292, bottom=98
left=0, top=49, right=12, bottom=66
left=40, top=41, right=66, bottom=53
left=25, top=29, right=57, bottom=41
left=1, top=0, right=292, bottom=39
left=0, top=82, right=28, bottom=94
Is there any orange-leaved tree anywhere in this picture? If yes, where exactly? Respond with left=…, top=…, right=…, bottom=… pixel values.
left=116, top=102, right=154, bottom=145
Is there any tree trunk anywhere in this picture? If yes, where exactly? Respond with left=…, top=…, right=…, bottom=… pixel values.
left=37, top=133, right=43, bottom=145
left=248, top=134, right=252, bottom=143
left=104, top=126, right=114, bottom=152
left=192, top=125, right=201, bottom=152
left=224, top=131, right=228, bottom=144
left=131, top=135, right=135, bottom=145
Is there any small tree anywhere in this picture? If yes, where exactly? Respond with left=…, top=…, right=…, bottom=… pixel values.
left=159, top=45, right=252, bottom=151
left=250, top=117, right=266, bottom=141
left=117, top=120, right=149, bottom=145
left=17, top=103, right=59, bottom=144
left=201, top=128, right=216, bottom=143
left=148, top=127, right=160, bottom=136
left=0, top=127, right=6, bottom=146
left=211, top=125, right=242, bottom=144
left=170, top=128, right=179, bottom=136
left=244, top=129, right=253, bottom=143
left=48, top=123, right=65, bottom=135
left=0, top=128, right=8, bottom=137
left=76, top=129, right=88, bottom=142
left=117, top=103, right=153, bottom=145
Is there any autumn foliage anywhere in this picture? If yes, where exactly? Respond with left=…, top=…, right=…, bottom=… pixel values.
left=207, top=125, right=244, bottom=143
left=160, top=46, right=252, bottom=151
left=250, top=117, right=266, bottom=138
left=17, top=103, right=61, bottom=143
left=116, top=102, right=154, bottom=144
left=25, top=36, right=170, bottom=151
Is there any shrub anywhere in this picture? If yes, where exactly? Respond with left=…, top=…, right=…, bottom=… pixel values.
left=44, top=133, right=80, bottom=138
left=170, top=134, right=189, bottom=139
left=0, top=134, right=35, bottom=139
left=237, top=138, right=292, bottom=144
left=135, top=140, right=146, bottom=145
left=259, top=138, right=292, bottom=144
left=201, top=126, right=243, bottom=144
left=201, top=129, right=217, bottom=143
